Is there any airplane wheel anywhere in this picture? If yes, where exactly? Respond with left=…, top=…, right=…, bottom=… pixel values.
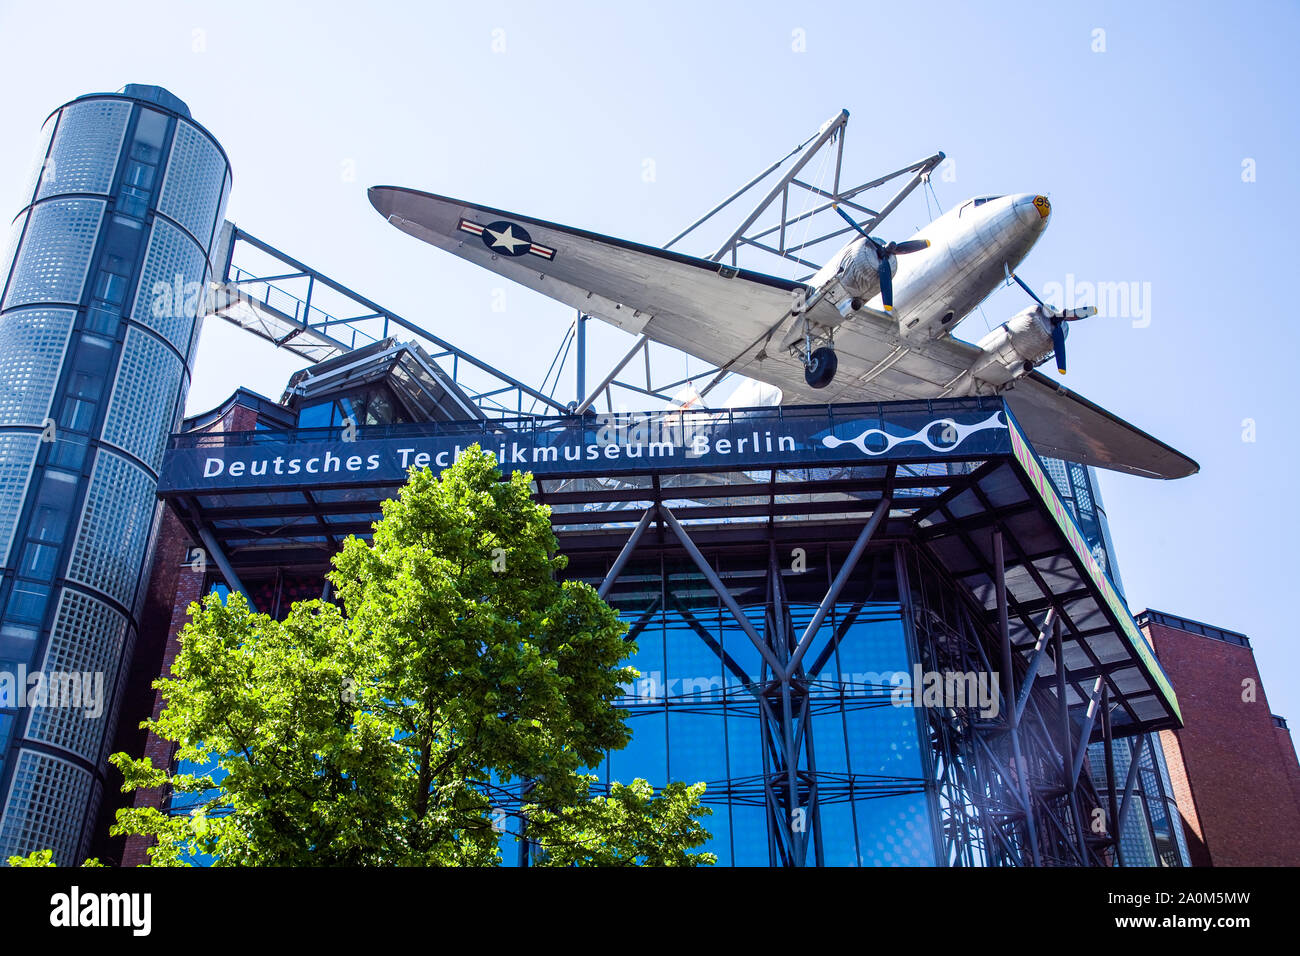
left=804, top=347, right=838, bottom=389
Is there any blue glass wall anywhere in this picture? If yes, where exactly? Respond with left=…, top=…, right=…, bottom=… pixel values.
left=576, top=548, right=937, bottom=866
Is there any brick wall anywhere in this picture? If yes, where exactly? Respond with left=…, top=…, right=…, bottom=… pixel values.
left=1146, top=620, right=1300, bottom=866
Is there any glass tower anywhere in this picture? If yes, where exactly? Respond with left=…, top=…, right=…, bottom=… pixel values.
left=0, top=85, right=231, bottom=863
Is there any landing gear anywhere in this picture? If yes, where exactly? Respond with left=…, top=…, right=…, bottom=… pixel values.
left=804, top=346, right=838, bottom=389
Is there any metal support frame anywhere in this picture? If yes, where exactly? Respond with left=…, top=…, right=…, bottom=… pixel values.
left=902, top=533, right=1120, bottom=867
left=209, top=112, right=944, bottom=435
left=593, top=487, right=896, bottom=866
left=196, top=524, right=256, bottom=612
left=1101, top=684, right=1124, bottom=866
left=992, top=530, right=1041, bottom=866
left=560, top=112, right=944, bottom=415
left=208, top=228, right=570, bottom=418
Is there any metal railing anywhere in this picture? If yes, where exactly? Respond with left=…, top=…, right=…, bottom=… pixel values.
left=169, top=396, right=1006, bottom=450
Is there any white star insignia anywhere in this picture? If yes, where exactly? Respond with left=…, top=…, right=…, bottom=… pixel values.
left=485, top=224, right=528, bottom=254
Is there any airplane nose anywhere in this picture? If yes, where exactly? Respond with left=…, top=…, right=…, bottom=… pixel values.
left=1014, top=193, right=1051, bottom=227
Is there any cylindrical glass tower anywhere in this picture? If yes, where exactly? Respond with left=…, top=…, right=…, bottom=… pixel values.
left=0, top=85, right=230, bottom=863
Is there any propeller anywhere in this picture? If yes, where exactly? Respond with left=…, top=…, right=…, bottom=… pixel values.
left=1003, top=264, right=1096, bottom=375
left=833, top=204, right=930, bottom=311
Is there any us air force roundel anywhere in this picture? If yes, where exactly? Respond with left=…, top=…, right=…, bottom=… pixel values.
left=457, top=218, right=556, bottom=261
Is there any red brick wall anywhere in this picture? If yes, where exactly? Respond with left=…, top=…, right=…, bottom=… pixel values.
left=1146, top=620, right=1300, bottom=866
left=1157, top=728, right=1211, bottom=867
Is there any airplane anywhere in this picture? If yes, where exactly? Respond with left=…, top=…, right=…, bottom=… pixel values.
left=367, top=183, right=1198, bottom=480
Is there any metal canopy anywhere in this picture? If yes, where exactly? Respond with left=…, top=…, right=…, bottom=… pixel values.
left=156, top=399, right=1179, bottom=740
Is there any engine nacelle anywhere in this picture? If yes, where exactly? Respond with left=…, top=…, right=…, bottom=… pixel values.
left=809, top=237, right=892, bottom=302
left=969, top=306, right=1060, bottom=387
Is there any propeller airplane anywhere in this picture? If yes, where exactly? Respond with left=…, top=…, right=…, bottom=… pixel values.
left=368, top=168, right=1196, bottom=480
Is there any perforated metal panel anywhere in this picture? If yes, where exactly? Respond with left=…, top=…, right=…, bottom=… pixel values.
left=129, top=216, right=207, bottom=347
left=158, top=119, right=227, bottom=249
left=0, top=433, right=41, bottom=568
left=2, top=198, right=105, bottom=309
left=36, top=99, right=131, bottom=200
left=0, top=749, right=93, bottom=865
left=65, top=450, right=155, bottom=608
left=0, top=308, right=76, bottom=427
left=25, top=588, right=128, bottom=764
left=97, top=623, right=136, bottom=768
left=18, top=119, right=55, bottom=211
left=101, top=327, right=184, bottom=472
left=0, top=212, right=27, bottom=297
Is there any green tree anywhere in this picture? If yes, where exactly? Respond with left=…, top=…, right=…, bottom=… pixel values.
left=110, top=446, right=714, bottom=866
left=5, top=849, right=103, bottom=867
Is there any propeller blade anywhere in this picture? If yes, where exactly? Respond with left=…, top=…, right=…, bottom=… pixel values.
left=832, top=203, right=873, bottom=240
left=1007, top=267, right=1047, bottom=310
left=879, top=254, right=894, bottom=311
left=891, top=239, right=931, bottom=255
left=1050, top=321, right=1067, bottom=375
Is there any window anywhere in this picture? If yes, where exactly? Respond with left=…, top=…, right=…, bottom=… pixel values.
left=959, top=195, right=1004, bottom=216
left=4, top=581, right=51, bottom=625
left=20, top=542, right=59, bottom=579
left=123, top=160, right=155, bottom=190
left=29, top=469, right=79, bottom=544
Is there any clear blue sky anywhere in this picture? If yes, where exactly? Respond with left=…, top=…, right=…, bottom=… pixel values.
left=1, top=1, right=1297, bottom=722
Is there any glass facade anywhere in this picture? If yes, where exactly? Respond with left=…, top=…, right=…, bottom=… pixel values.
left=0, top=86, right=231, bottom=864
left=137, top=372, right=1177, bottom=867
left=578, top=550, right=936, bottom=866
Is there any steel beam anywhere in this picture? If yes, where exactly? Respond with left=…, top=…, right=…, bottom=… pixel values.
left=1101, top=684, right=1124, bottom=866
left=595, top=506, right=656, bottom=599
left=708, top=111, right=849, bottom=262
left=197, top=524, right=256, bottom=612
left=656, top=504, right=786, bottom=677
left=573, top=335, right=648, bottom=416
left=1014, top=608, right=1057, bottom=725
left=993, top=529, right=1040, bottom=865
left=1070, top=677, right=1105, bottom=788
left=785, top=495, right=891, bottom=676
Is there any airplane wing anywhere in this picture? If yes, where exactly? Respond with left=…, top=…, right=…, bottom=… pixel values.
left=1002, top=371, right=1199, bottom=479
left=725, top=314, right=1198, bottom=479
left=370, top=186, right=1198, bottom=480
left=896, top=334, right=1200, bottom=479
left=368, top=186, right=812, bottom=364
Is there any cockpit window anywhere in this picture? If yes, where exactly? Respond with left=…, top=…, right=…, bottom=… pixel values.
left=959, top=195, right=1004, bottom=216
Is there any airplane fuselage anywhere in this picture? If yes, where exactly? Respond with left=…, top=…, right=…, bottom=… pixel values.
left=814, top=192, right=1052, bottom=342
left=889, top=192, right=1051, bottom=337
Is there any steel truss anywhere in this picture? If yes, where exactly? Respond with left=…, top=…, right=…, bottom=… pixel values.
left=202, top=113, right=945, bottom=422
left=571, top=111, right=945, bottom=413
left=206, top=225, right=570, bottom=417
left=586, top=508, right=1139, bottom=867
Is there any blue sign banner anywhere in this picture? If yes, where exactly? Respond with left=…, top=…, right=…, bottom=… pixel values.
left=158, top=400, right=1013, bottom=493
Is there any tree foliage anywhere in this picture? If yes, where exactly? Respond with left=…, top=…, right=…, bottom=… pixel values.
left=5, top=849, right=103, bottom=867
left=111, top=446, right=714, bottom=866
